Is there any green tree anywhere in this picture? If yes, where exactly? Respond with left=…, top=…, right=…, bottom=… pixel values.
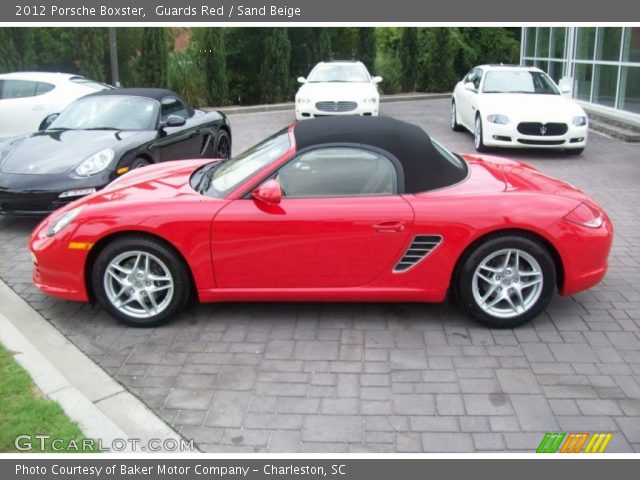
left=259, top=28, right=291, bottom=103
left=196, top=28, right=228, bottom=106
left=331, top=28, right=359, bottom=60
left=74, top=29, right=108, bottom=81
left=373, top=28, right=403, bottom=94
left=317, top=28, right=332, bottom=60
left=398, top=28, right=418, bottom=92
left=358, top=28, right=376, bottom=72
left=138, top=28, right=168, bottom=88
left=418, top=28, right=456, bottom=92
left=0, top=28, right=36, bottom=72
left=225, top=28, right=265, bottom=104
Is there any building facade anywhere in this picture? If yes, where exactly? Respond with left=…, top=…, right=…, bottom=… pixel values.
left=521, top=27, right=640, bottom=120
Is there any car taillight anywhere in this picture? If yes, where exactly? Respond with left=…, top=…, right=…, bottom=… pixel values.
left=563, top=202, right=603, bottom=228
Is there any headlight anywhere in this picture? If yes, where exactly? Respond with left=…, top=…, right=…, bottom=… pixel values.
left=572, top=116, right=588, bottom=127
left=75, top=149, right=114, bottom=177
left=487, top=114, right=510, bottom=125
left=46, top=206, right=83, bottom=237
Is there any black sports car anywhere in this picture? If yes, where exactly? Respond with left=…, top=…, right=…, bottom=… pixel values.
left=0, top=88, right=231, bottom=216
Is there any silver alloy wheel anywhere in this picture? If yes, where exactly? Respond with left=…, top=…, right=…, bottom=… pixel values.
left=474, top=117, right=482, bottom=149
left=103, top=250, right=174, bottom=319
left=451, top=103, right=456, bottom=129
left=471, top=248, right=543, bottom=319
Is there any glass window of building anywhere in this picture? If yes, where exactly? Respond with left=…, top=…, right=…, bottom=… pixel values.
left=551, top=28, right=566, bottom=59
left=619, top=67, right=640, bottom=114
left=536, top=28, right=550, bottom=58
left=525, top=28, right=536, bottom=57
left=622, top=28, right=640, bottom=63
left=576, top=27, right=596, bottom=60
left=574, top=63, right=593, bottom=101
left=596, top=28, right=623, bottom=62
left=592, top=65, right=619, bottom=108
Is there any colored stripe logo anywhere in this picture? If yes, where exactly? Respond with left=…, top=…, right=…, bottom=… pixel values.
left=537, top=432, right=612, bottom=453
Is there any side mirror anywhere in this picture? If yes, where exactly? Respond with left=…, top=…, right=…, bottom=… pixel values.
left=252, top=178, right=282, bottom=205
left=161, top=115, right=186, bottom=128
left=561, top=84, right=572, bottom=94
left=39, top=113, right=59, bottom=131
left=372, top=76, right=383, bottom=84
left=297, top=76, right=306, bottom=84
left=464, top=82, right=476, bottom=92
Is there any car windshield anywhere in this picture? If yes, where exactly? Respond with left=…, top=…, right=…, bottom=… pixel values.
left=307, top=64, right=369, bottom=83
left=482, top=71, right=560, bottom=95
left=202, top=129, right=291, bottom=197
left=49, top=95, right=158, bottom=131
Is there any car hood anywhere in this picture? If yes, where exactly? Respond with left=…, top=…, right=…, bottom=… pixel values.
left=0, top=129, right=150, bottom=175
left=479, top=94, right=585, bottom=121
left=297, top=82, right=378, bottom=101
left=78, top=159, right=218, bottom=208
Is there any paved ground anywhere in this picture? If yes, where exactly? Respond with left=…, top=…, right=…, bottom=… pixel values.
left=1, top=99, right=639, bottom=452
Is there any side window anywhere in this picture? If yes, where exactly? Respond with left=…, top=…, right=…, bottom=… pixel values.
left=473, top=69, right=483, bottom=90
left=0, top=79, right=38, bottom=99
left=35, top=82, right=55, bottom=95
left=277, top=147, right=398, bottom=198
left=160, top=97, right=189, bottom=122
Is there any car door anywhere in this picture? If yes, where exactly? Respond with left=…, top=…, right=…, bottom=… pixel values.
left=151, top=96, right=204, bottom=161
left=211, top=146, right=415, bottom=289
left=0, top=79, right=55, bottom=140
left=458, top=68, right=482, bottom=128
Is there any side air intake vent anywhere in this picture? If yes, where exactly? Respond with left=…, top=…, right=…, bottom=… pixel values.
left=393, top=235, right=442, bottom=273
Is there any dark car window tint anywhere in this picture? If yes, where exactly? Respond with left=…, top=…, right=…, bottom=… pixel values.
left=35, top=82, right=55, bottom=95
left=0, top=79, right=38, bottom=99
left=160, top=97, right=189, bottom=121
left=278, top=147, right=397, bottom=198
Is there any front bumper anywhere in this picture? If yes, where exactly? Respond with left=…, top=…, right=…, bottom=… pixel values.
left=29, top=215, right=91, bottom=302
left=0, top=171, right=111, bottom=216
left=295, top=102, right=379, bottom=120
left=482, top=121, right=588, bottom=149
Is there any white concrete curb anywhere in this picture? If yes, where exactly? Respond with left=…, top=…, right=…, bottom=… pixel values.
left=0, top=280, right=186, bottom=453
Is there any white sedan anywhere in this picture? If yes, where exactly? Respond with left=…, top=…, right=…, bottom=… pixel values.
left=451, top=65, right=588, bottom=154
left=0, top=72, right=112, bottom=141
left=295, top=61, right=382, bottom=120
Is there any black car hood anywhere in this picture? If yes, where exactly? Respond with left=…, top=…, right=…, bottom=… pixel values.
left=0, top=130, right=150, bottom=175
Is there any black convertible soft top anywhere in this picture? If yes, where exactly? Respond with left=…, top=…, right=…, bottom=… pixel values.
left=293, top=116, right=468, bottom=193
left=85, top=88, right=195, bottom=116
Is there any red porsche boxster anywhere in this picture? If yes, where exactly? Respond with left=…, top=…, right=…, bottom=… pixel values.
left=28, top=117, right=613, bottom=328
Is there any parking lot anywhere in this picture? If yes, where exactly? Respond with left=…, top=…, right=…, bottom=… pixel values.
left=1, top=98, right=639, bottom=452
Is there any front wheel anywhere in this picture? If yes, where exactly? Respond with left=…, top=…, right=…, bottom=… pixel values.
left=457, top=235, right=556, bottom=328
left=92, top=236, right=191, bottom=327
left=214, top=130, right=231, bottom=159
left=474, top=115, right=487, bottom=152
left=451, top=101, right=463, bottom=132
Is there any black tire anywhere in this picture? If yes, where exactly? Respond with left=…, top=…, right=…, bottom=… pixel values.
left=214, top=130, right=231, bottom=159
left=91, top=235, right=191, bottom=327
left=474, top=114, right=488, bottom=152
left=565, top=147, right=584, bottom=155
left=456, top=234, right=556, bottom=329
left=131, top=157, right=151, bottom=169
left=451, top=100, right=464, bottom=132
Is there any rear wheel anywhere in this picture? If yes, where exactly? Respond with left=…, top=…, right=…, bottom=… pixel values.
left=92, top=236, right=191, bottom=327
left=215, top=130, right=231, bottom=159
left=451, top=101, right=463, bottom=131
left=474, top=114, right=487, bottom=152
left=457, top=235, right=556, bottom=328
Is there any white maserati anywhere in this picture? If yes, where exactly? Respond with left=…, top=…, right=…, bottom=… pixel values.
left=451, top=65, right=588, bottom=154
left=295, top=61, right=382, bottom=120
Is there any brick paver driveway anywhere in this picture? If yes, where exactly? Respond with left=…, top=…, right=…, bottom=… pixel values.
left=1, top=99, right=639, bottom=452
